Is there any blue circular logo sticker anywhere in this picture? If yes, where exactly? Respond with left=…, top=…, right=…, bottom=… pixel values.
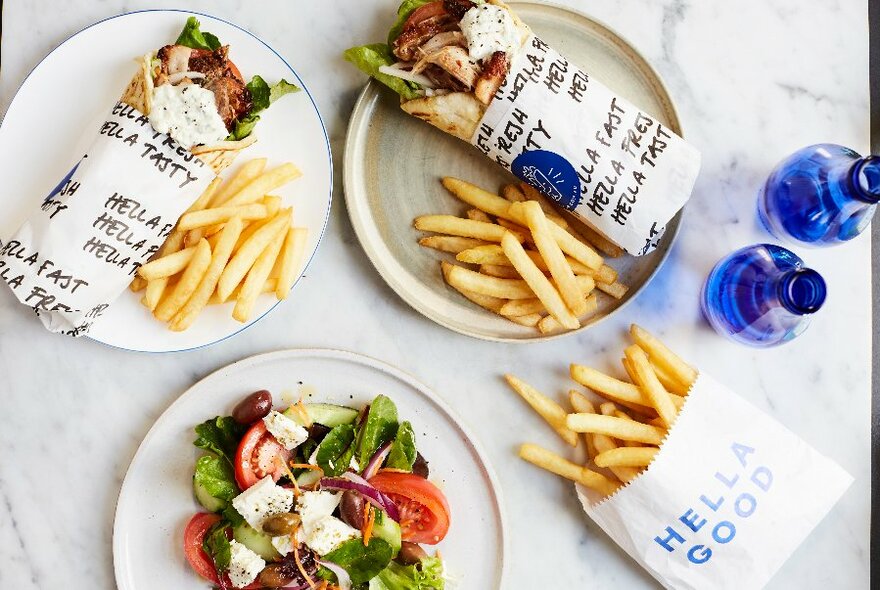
left=512, top=149, right=580, bottom=211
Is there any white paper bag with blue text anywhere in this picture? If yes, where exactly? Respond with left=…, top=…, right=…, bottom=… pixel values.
left=0, top=102, right=213, bottom=336
left=471, top=35, right=701, bottom=255
left=577, top=373, right=852, bottom=590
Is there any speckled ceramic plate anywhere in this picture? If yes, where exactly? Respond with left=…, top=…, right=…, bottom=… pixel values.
left=344, top=1, right=685, bottom=342
left=0, top=10, right=332, bottom=352
left=113, top=349, right=506, bottom=589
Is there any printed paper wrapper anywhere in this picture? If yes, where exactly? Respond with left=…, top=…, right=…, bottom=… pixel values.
left=0, top=102, right=213, bottom=335
left=470, top=35, right=701, bottom=255
left=577, top=372, right=853, bottom=590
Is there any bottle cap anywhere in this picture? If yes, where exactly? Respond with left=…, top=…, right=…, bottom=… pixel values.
left=780, top=269, right=826, bottom=315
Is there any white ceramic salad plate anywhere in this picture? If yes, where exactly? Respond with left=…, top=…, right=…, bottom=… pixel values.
left=113, top=349, right=506, bottom=589
left=0, top=10, right=332, bottom=352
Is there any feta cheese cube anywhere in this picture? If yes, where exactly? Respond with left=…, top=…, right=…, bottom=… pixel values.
left=231, top=475, right=295, bottom=531
left=228, top=540, right=265, bottom=588
left=304, top=516, right=361, bottom=556
left=297, top=490, right=341, bottom=530
left=271, top=534, right=294, bottom=557
left=263, top=410, right=309, bottom=450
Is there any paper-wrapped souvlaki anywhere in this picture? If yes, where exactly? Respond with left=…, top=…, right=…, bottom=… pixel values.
left=0, top=17, right=298, bottom=335
left=346, top=0, right=701, bottom=255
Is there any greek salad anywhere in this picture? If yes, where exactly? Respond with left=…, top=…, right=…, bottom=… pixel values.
left=185, top=390, right=450, bottom=589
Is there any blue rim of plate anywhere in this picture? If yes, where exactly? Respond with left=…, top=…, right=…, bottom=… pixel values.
left=112, top=348, right=508, bottom=589
left=0, top=8, right=333, bottom=354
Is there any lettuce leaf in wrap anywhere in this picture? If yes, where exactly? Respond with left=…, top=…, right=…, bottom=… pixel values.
left=343, top=43, right=422, bottom=100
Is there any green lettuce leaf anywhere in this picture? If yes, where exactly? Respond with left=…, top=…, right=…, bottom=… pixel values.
left=387, top=0, right=436, bottom=45
left=369, top=556, right=445, bottom=590
left=324, top=538, right=393, bottom=585
left=175, top=16, right=222, bottom=51
left=343, top=44, right=421, bottom=101
left=357, top=395, right=399, bottom=467
left=229, top=76, right=301, bottom=141
left=194, top=416, right=246, bottom=463
left=194, top=454, right=239, bottom=504
left=316, top=423, right=357, bottom=477
left=386, top=421, right=416, bottom=471
left=202, top=521, right=233, bottom=572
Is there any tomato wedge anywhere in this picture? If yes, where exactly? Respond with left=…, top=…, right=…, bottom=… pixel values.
left=184, top=513, right=222, bottom=584
left=235, top=421, right=292, bottom=490
left=369, top=472, right=450, bottom=545
left=401, top=1, right=447, bottom=31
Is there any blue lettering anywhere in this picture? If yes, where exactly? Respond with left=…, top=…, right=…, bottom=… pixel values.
left=712, top=521, right=736, bottom=544
left=735, top=492, right=757, bottom=518
left=679, top=509, right=707, bottom=533
left=687, top=544, right=712, bottom=564
left=715, top=470, right=739, bottom=489
left=700, top=493, right=724, bottom=512
left=731, top=442, right=755, bottom=467
left=654, top=526, right=685, bottom=552
left=751, top=466, right=773, bottom=491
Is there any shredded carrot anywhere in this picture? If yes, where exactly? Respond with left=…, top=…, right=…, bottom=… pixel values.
left=292, top=532, right=317, bottom=590
left=378, top=467, right=409, bottom=474
left=289, top=399, right=313, bottom=427
left=289, top=463, right=324, bottom=472
left=278, top=457, right=302, bottom=497
left=362, top=503, right=376, bottom=546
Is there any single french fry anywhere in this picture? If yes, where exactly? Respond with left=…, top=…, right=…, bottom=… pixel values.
left=570, top=364, right=649, bottom=406
left=275, top=227, right=309, bottom=300
left=419, top=235, right=490, bottom=254
left=480, top=264, right=521, bottom=279
left=507, top=313, right=543, bottom=327
left=233, top=218, right=289, bottom=323
left=466, top=208, right=494, bottom=223
left=496, top=218, right=531, bottom=239
left=566, top=413, right=666, bottom=445
left=442, top=262, right=534, bottom=299
left=570, top=219, right=625, bottom=258
left=591, top=433, right=641, bottom=483
left=440, top=261, right=506, bottom=312
left=441, top=177, right=513, bottom=219
left=600, top=404, right=641, bottom=447
left=505, top=375, right=578, bottom=447
left=630, top=324, right=699, bottom=387
left=177, top=203, right=269, bottom=231
left=170, top=216, right=245, bottom=331
left=137, top=246, right=196, bottom=280
left=594, top=447, right=659, bottom=468
left=597, top=281, right=629, bottom=299
left=522, top=201, right=585, bottom=315
left=415, top=215, right=526, bottom=243
left=153, top=239, right=212, bottom=322
left=224, top=163, right=302, bottom=207
left=625, top=345, right=678, bottom=428
left=184, top=228, right=206, bottom=248
left=129, top=276, right=147, bottom=292
left=501, top=184, right=526, bottom=202
left=568, top=390, right=599, bottom=460
left=536, top=315, right=561, bottom=334
left=263, top=195, right=282, bottom=217
left=502, top=232, right=579, bottom=330
left=143, top=276, right=169, bottom=311
left=518, top=444, right=619, bottom=496
left=517, top=182, right=570, bottom=228
left=217, top=210, right=291, bottom=302
left=591, top=264, right=618, bottom=286
left=210, top=278, right=277, bottom=305
left=209, top=158, right=267, bottom=206
left=650, top=359, right=692, bottom=396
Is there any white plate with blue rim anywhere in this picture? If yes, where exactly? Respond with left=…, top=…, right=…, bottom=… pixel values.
left=112, top=349, right=507, bottom=589
left=0, top=10, right=332, bottom=352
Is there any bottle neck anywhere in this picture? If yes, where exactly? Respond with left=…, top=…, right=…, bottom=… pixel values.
left=845, top=156, right=880, bottom=204
left=776, top=268, right=826, bottom=315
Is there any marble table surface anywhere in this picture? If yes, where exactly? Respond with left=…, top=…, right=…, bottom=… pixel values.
left=0, top=1, right=871, bottom=588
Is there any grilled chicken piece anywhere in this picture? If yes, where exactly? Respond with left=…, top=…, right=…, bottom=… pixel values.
left=474, top=51, right=509, bottom=104
left=392, top=1, right=458, bottom=62
left=412, top=46, right=480, bottom=90
left=417, top=31, right=467, bottom=58
left=207, top=76, right=253, bottom=130
left=157, top=45, right=193, bottom=76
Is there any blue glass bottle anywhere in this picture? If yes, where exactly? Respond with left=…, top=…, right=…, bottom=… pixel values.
left=701, top=244, right=826, bottom=347
left=757, top=144, right=880, bottom=246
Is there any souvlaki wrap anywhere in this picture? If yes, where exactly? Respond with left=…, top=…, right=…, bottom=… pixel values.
left=0, top=17, right=299, bottom=335
left=346, top=0, right=702, bottom=255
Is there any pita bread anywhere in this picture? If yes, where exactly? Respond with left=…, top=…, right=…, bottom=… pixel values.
left=119, top=54, right=253, bottom=174
left=398, top=0, right=531, bottom=141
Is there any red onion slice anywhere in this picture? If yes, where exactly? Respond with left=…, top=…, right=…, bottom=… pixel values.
left=361, top=441, right=393, bottom=480
left=317, top=560, right=352, bottom=590
left=320, top=474, right=401, bottom=522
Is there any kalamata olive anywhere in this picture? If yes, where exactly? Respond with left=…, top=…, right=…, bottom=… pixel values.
left=339, top=490, right=366, bottom=529
left=412, top=452, right=430, bottom=479
left=259, top=564, right=294, bottom=588
left=397, top=541, right=429, bottom=565
left=232, top=390, right=273, bottom=424
left=308, top=422, right=331, bottom=444
left=262, top=512, right=301, bottom=536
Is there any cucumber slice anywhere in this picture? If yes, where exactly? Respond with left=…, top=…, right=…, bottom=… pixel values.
left=193, top=477, right=226, bottom=513
left=284, top=403, right=359, bottom=427
left=296, top=469, right=323, bottom=487
left=372, top=510, right=401, bottom=556
left=233, top=523, right=281, bottom=561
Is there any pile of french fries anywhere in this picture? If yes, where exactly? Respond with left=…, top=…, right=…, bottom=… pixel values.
left=509, top=324, right=698, bottom=497
left=129, top=158, right=309, bottom=331
left=416, top=178, right=628, bottom=335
